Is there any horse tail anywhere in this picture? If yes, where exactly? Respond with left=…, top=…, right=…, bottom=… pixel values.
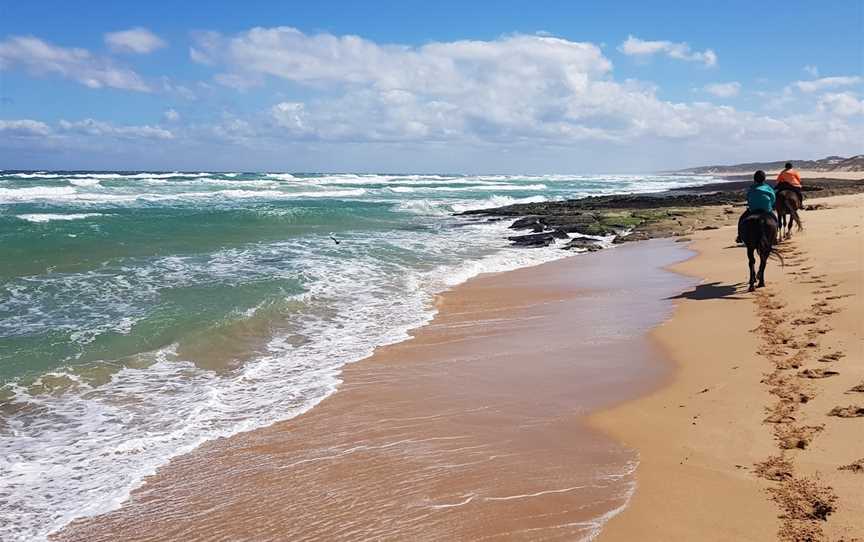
left=769, top=243, right=785, bottom=266
left=762, top=216, right=785, bottom=265
left=790, top=206, right=803, bottom=232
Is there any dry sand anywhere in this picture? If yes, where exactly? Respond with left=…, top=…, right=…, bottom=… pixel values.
left=595, top=193, right=863, bottom=541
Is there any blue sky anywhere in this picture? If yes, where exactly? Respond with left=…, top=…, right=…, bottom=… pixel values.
left=1, top=1, right=862, bottom=172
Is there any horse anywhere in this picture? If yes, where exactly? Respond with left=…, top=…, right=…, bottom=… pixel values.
left=740, top=212, right=782, bottom=292
left=774, top=189, right=802, bottom=241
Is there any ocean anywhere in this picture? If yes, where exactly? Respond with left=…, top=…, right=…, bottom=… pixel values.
left=0, top=170, right=718, bottom=540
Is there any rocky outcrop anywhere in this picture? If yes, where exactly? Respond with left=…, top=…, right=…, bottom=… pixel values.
left=462, top=178, right=864, bottom=251
left=507, top=229, right=568, bottom=247
left=561, top=237, right=604, bottom=251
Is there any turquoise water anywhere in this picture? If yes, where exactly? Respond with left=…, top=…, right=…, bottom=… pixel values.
left=0, top=170, right=719, bottom=540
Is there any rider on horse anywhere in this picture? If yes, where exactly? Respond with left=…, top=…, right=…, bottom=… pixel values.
left=736, top=170, right=776, bottom=244
left=775, top=162, right=803, bottom=207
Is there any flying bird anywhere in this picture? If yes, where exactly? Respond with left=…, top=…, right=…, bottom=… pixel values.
left=329, top=233, right=340, bottom=245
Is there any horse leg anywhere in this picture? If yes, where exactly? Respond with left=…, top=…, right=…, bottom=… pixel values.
left=757, top=248, right=768, bottom=288
left=777, top=212, right=785, bottom=243
left=748, top=246, right=757, bottom=291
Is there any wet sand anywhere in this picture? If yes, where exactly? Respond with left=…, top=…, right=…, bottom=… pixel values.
left=596, top=193, right=864, bottom=541
left=56, top=240, right=694, bottom=542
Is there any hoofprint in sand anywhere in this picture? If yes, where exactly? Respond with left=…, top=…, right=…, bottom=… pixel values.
left=594, top=193, right=863, bottom=542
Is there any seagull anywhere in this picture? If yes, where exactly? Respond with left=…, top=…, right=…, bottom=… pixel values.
left=329, top=233, right=341, bottom=245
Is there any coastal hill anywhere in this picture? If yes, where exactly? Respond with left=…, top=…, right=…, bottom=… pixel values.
left=677, top=155, right=864, bottom=174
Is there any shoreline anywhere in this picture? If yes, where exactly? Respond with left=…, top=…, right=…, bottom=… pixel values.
left=55, top=240, right=695, bottom=541
left=44, top=180, right=864, bottom=541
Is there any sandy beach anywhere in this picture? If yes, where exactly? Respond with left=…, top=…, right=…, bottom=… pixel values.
left=5, top=3, right=864, bottom=540
left=596, top=193, right=863, bottom=541
left=56, top=239, right=696, bottom=541
left=51, top=191, right=863, bottom=541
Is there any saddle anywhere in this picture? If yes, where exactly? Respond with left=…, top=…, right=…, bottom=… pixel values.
left=775, top=183, right=803, bottom=207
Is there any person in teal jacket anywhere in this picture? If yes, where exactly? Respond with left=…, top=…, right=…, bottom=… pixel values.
left=736, top=170, right=776, bottom=243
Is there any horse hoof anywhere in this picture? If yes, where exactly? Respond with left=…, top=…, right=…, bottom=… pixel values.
left=757, top=283, right=766, bottom=288
left=748, top=285, right=756, bottom=292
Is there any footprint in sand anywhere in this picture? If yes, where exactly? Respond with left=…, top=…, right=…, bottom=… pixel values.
left=825, top=294, right=854, bottom=300
left=777, top=355, right=806, bottom=370
left=848, top=383, right=864, bottom=393
left=770, top=380, right=814, bottom=404
left=818, top=352, right=845, bottom=363
left=775, top=424, right=824, bottom=450
left=754, top=456, right=794, bottom=481
left=838, top=459, right=864, bottom=473
left=811, top=301, right=840, bottom=316
left=764, top=402, right=798, bottom=424
left=792, top=317, right=819, bottom=325
left=797, top=368, right=839, bottom=379
left=767, top=476, right=837, bottom=541
left=827, top=406, right=864, bottom=418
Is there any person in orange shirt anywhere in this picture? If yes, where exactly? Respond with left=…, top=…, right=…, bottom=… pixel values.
left=775, top=162, right=803, bottom=206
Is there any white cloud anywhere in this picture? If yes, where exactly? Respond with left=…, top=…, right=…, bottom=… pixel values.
left=163, top=108, right=180, bottom=122
left=704, top=82, right=741, bottom=98
left=193, top=27, right=612, bottom=90
left=758, top=88, right=796, bottom=111
left=618, top=35, right=717, bottom=67
left=0, top=36, right=149, bottom=91
left=5, top=28, right=858, bottom=169
left=803, top=65, right=819, bottom=77
left=795, top=76, right=862, bottom=93
left=271, top=102, right=308, bottom=133
left=59, top=119, right=174, bottom=139
left=818, top=92, right=864, bottom=116
left=194, top=27, right=737, bottom=143
left=180, top=27, right=864, bottom=153
left=105, top=27, right=167, bottom=54
left=159, top=78, right=198, bottom=100
left=0, top=119, right=52, bottom=136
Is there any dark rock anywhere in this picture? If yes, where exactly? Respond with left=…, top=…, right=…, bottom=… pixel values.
left=507, top=230, right=567, bottom=247
left=509, top=216, right=545, bottom=231
left=562, top=237, right=604, bottom=251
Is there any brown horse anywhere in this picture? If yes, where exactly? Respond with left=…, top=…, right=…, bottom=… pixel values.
left=741, top=212, right=782, bottom=291
left=775, top=189, right=802, bottom=241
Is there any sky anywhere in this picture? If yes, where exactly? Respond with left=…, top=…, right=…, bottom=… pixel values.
left=1, top=1, right=862, bottom=173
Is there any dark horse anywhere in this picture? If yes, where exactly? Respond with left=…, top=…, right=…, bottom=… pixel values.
left=740, top=212, right=782, bottom=291
left=775, top=189, right=803, bottom=241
